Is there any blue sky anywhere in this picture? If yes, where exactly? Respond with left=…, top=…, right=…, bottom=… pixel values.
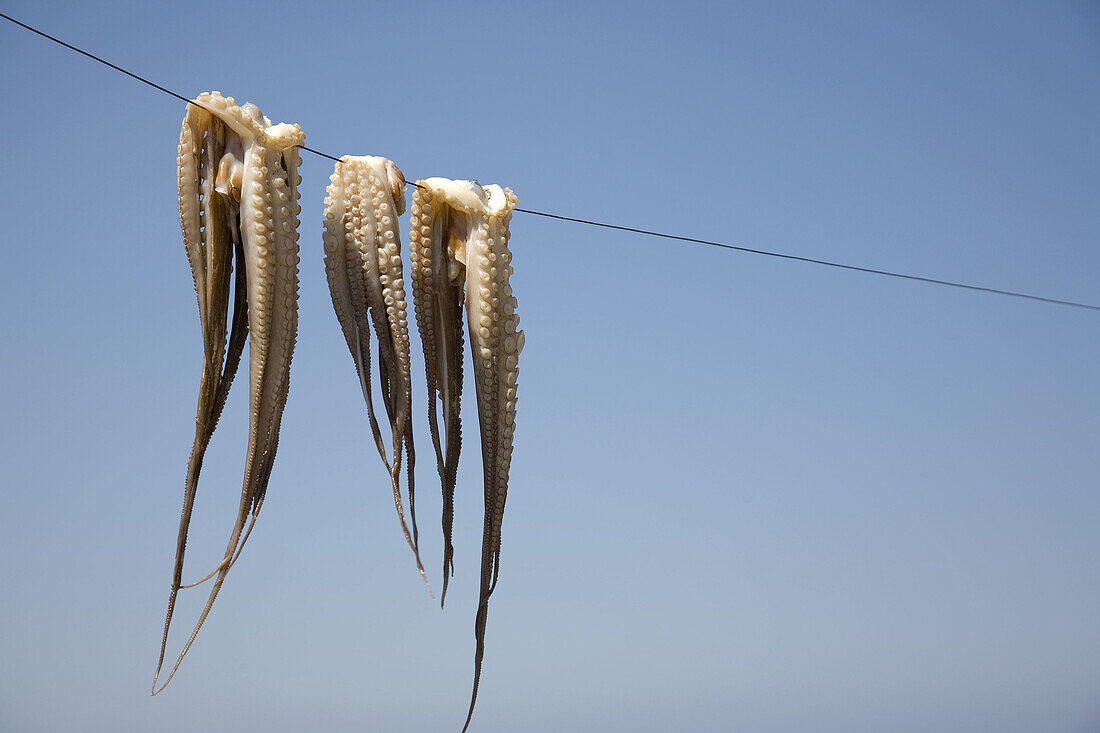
left=1, top=2, right=1098, bottom=731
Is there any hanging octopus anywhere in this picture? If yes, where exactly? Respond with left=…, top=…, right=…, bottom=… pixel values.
left=408, top=178, right=522, bottom=731
left=154, top=91, right=304, bottom=693
left=322, top=155, right=428, bottom=588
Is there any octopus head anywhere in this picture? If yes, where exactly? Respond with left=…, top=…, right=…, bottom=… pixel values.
left=240, top=102, right=266, bottom=128
left=423, top=177, right=488, bottom=214
left=484, top=184, right=516, bottom=216
left=264, top=122, right=306, bottom=152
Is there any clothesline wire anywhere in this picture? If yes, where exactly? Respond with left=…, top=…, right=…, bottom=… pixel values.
left=3, top=12, right=1098, bottom=314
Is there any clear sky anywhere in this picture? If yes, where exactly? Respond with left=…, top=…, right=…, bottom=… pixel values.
left=1, top=2, right=1098, bottom=732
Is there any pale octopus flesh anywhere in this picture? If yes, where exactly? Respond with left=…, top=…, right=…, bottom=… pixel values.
left=322, top=155, right=428, bottom=588
left=408, top=178, right=522, bottom=731
left=154, top=91, right=303, bottom=693
left=156, top=98, right=524, bottom=729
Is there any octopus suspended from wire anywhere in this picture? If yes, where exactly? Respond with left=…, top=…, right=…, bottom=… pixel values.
left=154, top=91, right=304, bottom=693
left=408, top=178, right=523, bottom=731
left=322, top=155, right=429, bottom=589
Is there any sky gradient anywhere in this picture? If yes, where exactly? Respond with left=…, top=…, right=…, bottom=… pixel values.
left=1, top=2, right=1098, bottom=732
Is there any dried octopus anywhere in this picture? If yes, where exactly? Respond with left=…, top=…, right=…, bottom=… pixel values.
left=408, top=178, right=522, bottom=731
left=321, top=156, right=428, bottom=588
left=156, top=95, right=524, bottom=730
left=154, top=91, right=303, bottom=693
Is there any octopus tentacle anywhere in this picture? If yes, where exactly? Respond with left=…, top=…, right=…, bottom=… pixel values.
left=409, top=179, right=521, bottom=730
left=408, top=183, right=467, bottom=606
left=322, top=156, right=428, bottom=589
left=373, top=161, right=420, bottom=562
left=326, top=168, right=395, bottom=508
left=177, top=103, right=208, bottom=316
left=459, top=184, right=521, bottom=733
left=154, top=92, right=303, bottom=694
left=157, top=104, right=245, bottom=678
left=173, top=237, right=250, bottom=593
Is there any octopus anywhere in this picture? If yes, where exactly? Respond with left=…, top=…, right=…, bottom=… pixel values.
left=321, top=156, right=428, bottom=588
left=153, top=91, right=304, bottom=694
left=408, top=178, right=522, bottom=731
